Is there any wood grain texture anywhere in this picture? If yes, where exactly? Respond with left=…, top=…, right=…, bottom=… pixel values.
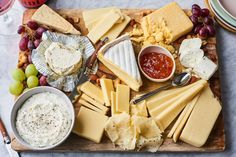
left=11, top=8, right=225, bottom=152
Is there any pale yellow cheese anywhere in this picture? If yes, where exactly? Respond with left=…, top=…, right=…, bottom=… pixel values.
left=116, top=84, right=130, bottom=113
left=130, top=101, right=148, bottom=117
left=100, top=78, right=114, bottom=106
left=73, top=106, right=108, bottom=143
left=180, top=85, right=222, bottom=147
left=80, top=94, right=108, bottom=113
left=80, top=81, right=104, bottom=104
left=154, top=80, right=207, bottom=131
left=79, top=99, right=106, bottom=114
left=87, top=9, right=122, bottom=44
left=32, top=5, right=80, bottom=35
left=111, top=91, right=119, bottom=116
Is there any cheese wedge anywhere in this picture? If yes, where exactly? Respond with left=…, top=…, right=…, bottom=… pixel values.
left=116, top=84, right=130, bottom=113
left=98, top=34, right=142, bottom=91
left=80, top=94, right=108, bottom=113
left=87, top=9, right=122, bottom=43
left=32, top=5, right=80, bottom=35
left=79, top=99, right=106, bottom=115
left=73, top=106, right=108, bottom=143
left=154, top=80, right=207, bottom=131
left=111, top=91, right=119, bottom=116
left=80, top=81, right=104, bottom=104
left=100, top=78, right=114, bottom=106
left=180, top=85, right=222, bottom=147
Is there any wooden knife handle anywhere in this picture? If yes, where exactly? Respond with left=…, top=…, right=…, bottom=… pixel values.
left=86, top=37, right=109, bottom=68
left=0, top=118, right=8, bottom=138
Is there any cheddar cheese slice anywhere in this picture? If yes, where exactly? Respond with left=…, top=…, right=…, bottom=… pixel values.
left=116, top=84, right=130, bottom=113
left=111, top=91, right=119, bottom=116
left=100, top=78, right=114, bottom=107
left=79, top=99, right=106, bottom=115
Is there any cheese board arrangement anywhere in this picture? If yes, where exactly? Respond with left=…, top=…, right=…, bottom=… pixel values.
left=9, top=2, right=225, bottom=153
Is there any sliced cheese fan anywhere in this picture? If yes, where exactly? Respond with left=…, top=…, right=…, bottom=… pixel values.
left=98, top=34, right=142, bottom=91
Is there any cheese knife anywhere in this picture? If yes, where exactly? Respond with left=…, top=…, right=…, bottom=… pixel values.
left=69, top=37, right=109, bottom=103
left=0, top=118, right=20, bottom=157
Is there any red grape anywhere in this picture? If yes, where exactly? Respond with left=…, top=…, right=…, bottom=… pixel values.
left=17, top=25, right=25, bottom=34
left=34, top=32, right=41, bottom=39
left=192, top=8, right=202, bottom=17
left=19, top=36, right=29, bottom=51
left=201, top=8, right=210, bottom=17
left=189, top=15, right=199, bottom=26
left=28, top=40, right=35, bottom=50
left=39, top=75, right=48, bottom=86
left=194, top=25, right=203, bottom=34
left=27, top=21, right=38, bottom=30
left=203, top=17, right=213, bottom=25
left=33, top=39, right=41, bottom=48
left=192, top=4, right=201, bottom=10
left=36, top=27, right=47, bottom=37
left=199, top=26, right=208, bottom=37
left=206, top=25, right=216, bottom=36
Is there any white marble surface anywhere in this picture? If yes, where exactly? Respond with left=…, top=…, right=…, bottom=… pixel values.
left=0, top=0, right=236, bottom=156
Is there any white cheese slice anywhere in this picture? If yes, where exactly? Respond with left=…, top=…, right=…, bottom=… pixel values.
left=180, top=48, right=204, bottom=68
left=193, top=56, right=218, bottom=80
left=179, top=38, right=202, bottom=55
left=98, top=34, right=142, bottom=91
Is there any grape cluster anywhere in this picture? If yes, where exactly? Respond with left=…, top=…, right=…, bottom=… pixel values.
left=190, top=4, right=215, bottom=37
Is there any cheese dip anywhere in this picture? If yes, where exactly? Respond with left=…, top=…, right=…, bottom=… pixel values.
left=15, top=92, right=72, bottom=148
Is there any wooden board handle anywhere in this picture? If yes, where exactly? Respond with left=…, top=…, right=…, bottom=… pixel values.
left=0, top=118, right=9, bottom=139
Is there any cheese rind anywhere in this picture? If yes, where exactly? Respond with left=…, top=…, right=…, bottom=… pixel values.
left=73, top=106, right=108, bottom=143
left=100, top=78, right=114, bottom=106
left=116, top=84, right=130, bottom=113
left=32, top=5, right=80, bottom=35
left=180, top=85, right=222, bottom=147
left=80, top=81, right=104, bottom=104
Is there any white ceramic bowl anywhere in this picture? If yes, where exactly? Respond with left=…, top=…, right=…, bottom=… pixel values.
left=138, top=45, right=176, bottom=82
left=11, top=86, right=75, bottom=150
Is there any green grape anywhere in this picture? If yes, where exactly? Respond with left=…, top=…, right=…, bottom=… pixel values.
left=11, top=68, right=26, bottom=82
left=25, top=64, right=38, bottom=78
left=27, top=76, right=39, bottom=88
left=9, top=81, right=24, bottom=96
left=23, top=88, right=30, bottom=93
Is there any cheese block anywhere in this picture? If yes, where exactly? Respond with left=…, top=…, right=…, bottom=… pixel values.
left=142, top=2, right=193, bottom=43
left=32, top=5, right=80, bottom=35
left=73, top=106, right=108, bottom=143
left=116, top=84, right=130, bottom=113
left=79, top=99, right=106, bottom=115
left=80, top=81, right=104, bottom=104
left=100, top=78, right=114, bottom=106
left=154, top=80, right=207, bottom=131
left=87, top=9, right=122, bottom=44
left=80, top=94, right=108, bottom=113
left=180, top=85, right=222, bottom=147
left=111, top=91, right=119, bottom=116
left=98, top=34, right=142, bottom=91
left=130, top=101, right=148, bottom=117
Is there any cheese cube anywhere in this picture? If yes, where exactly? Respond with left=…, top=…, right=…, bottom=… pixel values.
left=73, top=106, right=108, bottom=143
left=116, top=84, right=130, bottom=113
left=100, top=78, right=114, bottom=106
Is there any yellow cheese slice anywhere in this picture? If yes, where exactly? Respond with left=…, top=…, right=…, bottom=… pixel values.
left=73, top=106, right=108, bottom=143
left=116, top=84, right=130, bottom=113
left=111, top=91, right=120, bottom=116
left=167, top=94, right=200, bottom=139
left=80, top=94, right=108, bottom=113
left=80, top=81, right=104, bottom=104
left=32, top=5, right=80, bottom=35
left=179, top=85, right=222, bottom=147
left=87, top=9, right=122, bottom=44
left=100, top=78, right=114, bottom=107
left=130, top=101, right=148, bottom=117
left=79, top=99, right=106, bottom=115
left=154, top=80, right=207, bottom=131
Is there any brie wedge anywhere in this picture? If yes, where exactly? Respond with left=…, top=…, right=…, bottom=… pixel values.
left=98, top=34, right=142, bottom=91
left=44, top=42, right=82, bottom=76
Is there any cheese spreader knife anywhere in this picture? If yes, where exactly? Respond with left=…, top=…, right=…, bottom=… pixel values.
left=69, top=37, right=109, bottom=103
left=0, top=118, right=20, bottom=157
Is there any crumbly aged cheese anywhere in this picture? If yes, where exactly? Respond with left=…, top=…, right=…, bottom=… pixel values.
left=98, top=34, right=142, bottom=91
left=111, top=91, right=119, bottom=116
left=87, top=9, right=122, bottom=43
left=179, top=38, right=202, bottom=55
left=154, top=80, right=207, bottom=131
left=80, top=94, right=108, bottom=113
left=80, top=81, right=104, bottom=104
left=100, top=78, right=114, bottom=106
left=79, top=99, right=106, bottom=115
left=180, top=48, right=204, bottom=68
left=116, top=84, right=130, bottom=113
left=193, top=56, right=218, bottom=80
left=73, top=106, right=108, bottom=143
left=180, top=85, right=222, bottom=147
left=32, top=5, right=80, bottom=35
left=130, top=101, right=148, bottom=117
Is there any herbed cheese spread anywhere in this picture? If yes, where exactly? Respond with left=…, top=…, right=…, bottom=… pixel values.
left=16, top=92, right=72, bottom=148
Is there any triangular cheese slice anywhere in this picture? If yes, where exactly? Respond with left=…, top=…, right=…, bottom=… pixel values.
left=98, top=34, right=142, bottom=91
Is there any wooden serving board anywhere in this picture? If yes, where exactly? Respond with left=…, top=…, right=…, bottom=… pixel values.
left=11, top=8, right=225, bottom=152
